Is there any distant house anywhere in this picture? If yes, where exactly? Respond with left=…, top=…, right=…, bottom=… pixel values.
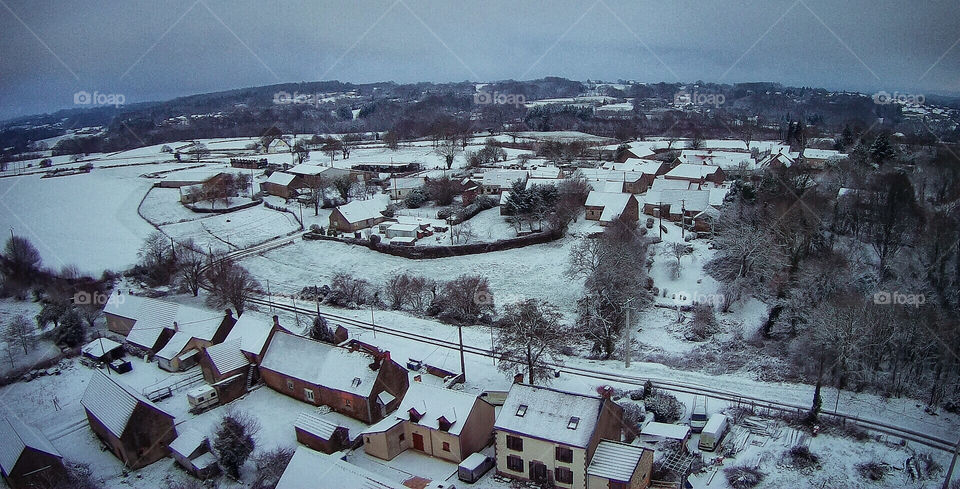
left=277, top=446, right=407, bottom=489
left=600, top=158, right=670, bottom=193
left=261, top=172, right=299, bottom=199
left=586, top=441, right=654, bottom=489
left=267, top=138, right=292, bottom=154
left=663, top=163, right=725, bottom=185
left=351, top=161, right=420, bottom=173
left=259, top=332, right=409, bottom=424
left=481, top=170, right=528, bottom=195
left=287, top=164, right=356, bottom=188
left=230, top=157, right=267, bottom=169
left=155, top=309, right=237, bottom=372
left=294, top=411, right=352, bottom=454
left=799, top=148, right=845, bottom=168
left=168, top=427, right=219, bottom=479
left=80, top=371, right=177, bottom=469
left=494, top=384, right=623, bottom=489
left=0, top=412, right=66, bottom=489
left=329, top=200, right=387, bottom=232
left=584, top=191, right=639, bottom=225
left=388, top=177, right=426, bottom=200
left=158, top=170, right=229, bottom=188
left=361, top=382, right=496, bottom=463
left=757, top=150, right=797, bottom=170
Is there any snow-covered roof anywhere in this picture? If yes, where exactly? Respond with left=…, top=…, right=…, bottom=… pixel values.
left=266, top=171, right=297, bottom=186
left=498, top=191, right=511, bottom=206
left=205, top=339, right=250, bottom=375
left=386, top=223, right=419, bottom=233
left=587, top=441, right=650, bottom=482
left=168, top=427, right=206, bottom=458
left=576, top=168, right=644, bottom=183
left=664, top=163, right=722, bottom=180
left=154, top=311, right=225, bottom=361
left=801, top=148, right=845, bottom=159
left=334, top=199, right=385, bottom=224
left=585, top=191, right=634, bottom=222
left=601, top=180, right=625, bottom=193
left=81, top=371, right=172, bottom=438
left=363, top=382, right=479, bottom=437
left=154, top=331, right=193, bottom=361
left=481, top=169, right=528, bottom=188
left=612, top=158, right=666, bottom=175
left=287, top=164, right=328, bottom=176
left=495, top=384, right=603, bottom=448
left=295, top=412, right=346, bottom=440
left=110, top=291, right=226, bottom=351
left=640, top=422, right=690, bottom=440
left=260, top=332, right=381, bottom=397
left=656, top=189, right=711, bottom=213
left=162, top=169, right=224, bottom=183
left=0, top=411, right=61, bottom=474
left=525, top=177, right=565, bottom=189
left=82, top=337, right=122, bottom=358
left=389, top=177, right=425, bottom=190
left=277, top=446, right=406, bottom=489
left=225, top=311, right=275, bottom=357
left=649, top=177, right=696, bottom=192
left=709, top=187, right=729, bottom=207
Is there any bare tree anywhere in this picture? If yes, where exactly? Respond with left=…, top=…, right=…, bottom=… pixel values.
left=434, top=139, right=462, bottom=169
left=177, top=239, right=206, bottom=296
left=2, top=235, right=42, bottom=293
left=384, top=273, right=414, bottom=310
left=669, top=242, right=692, bottom=278
left=139, top=231, right=171, bottom=268
left=4, top=314, right=35, bottom=355
left=250, top=446, right=294, bottom=489
left=205, top=256, right=260, bottom=315
left=494, top=299, right=570, bottom=385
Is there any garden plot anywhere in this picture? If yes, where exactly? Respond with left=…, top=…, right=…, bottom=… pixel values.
left=160, top=205, right=300, bottom=252
left=138, top=187, right=206, bottom=226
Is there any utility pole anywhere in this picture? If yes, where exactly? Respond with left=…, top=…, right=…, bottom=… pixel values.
left=266, top=281, right=274, bottom=314
left=458, top=324, right=466, bottom=380
left=658, top=202, right=663, bottom=239
left=944, top=436, right=959, bottom=489
left=680, top=199, right=686, bottom=239
left=624, top=305, right=631, bottom=368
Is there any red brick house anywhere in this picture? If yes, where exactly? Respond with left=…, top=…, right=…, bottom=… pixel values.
left=259, top=332, right=409, bottom=424
left=663, top=163, right=726, bottom=185
left=0, top=412, right=66, bottom=489
left=329, top=200, right=387, bottom=232
left=81, top=371, right=177, bottom=469
left=584, top=191, right=640, bottom=226
left=261, top=172, right=300, bottom=199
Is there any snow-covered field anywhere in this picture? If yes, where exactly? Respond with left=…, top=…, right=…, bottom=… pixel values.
left=0, top=162, right=185, bottom=273
left=160, top=205, right=301, bottom=252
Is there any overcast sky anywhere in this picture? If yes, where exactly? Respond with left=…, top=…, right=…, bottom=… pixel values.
left=1, top=0, right=958, bottom=120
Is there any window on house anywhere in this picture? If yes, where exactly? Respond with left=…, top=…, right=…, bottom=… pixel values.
left=442, top=442, right=450, bottom=452
left=516, top=404, right=527, bottom=417
left=286, top=379, right=294, bottom=391
left=567, top=417, right=580, bottom=430
left=506, top=435, right=523, bottom=451
left=304, top=388, right=315, bottom=402
left=555, top=446, right=573, bottom=463
left=556, top=466, right=574, bottom=484
left=344, top=398, right=352, bottom=408
left=506, top=454, right=523, bottom=472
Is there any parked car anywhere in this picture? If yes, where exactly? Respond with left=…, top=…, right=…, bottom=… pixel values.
left=689, top=396, right=708, bottom=433
left=459, top=452, right=495, bottom=483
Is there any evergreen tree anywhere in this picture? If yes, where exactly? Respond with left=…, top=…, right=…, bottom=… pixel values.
left=869, top=134, right=894, bottom=165
left=213, top=411, right=258, bottom=479
left=55, top=308, right=85, bottom=347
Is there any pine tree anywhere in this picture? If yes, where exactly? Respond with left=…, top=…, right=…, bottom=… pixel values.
left=55, top=308, right=85, bottom=347
left=869, top=134, right=894, bottom=165
left=213, top=412, right=258, bottom=479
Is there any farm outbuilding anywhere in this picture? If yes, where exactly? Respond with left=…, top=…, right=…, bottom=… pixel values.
left=168, top=427, right=219, bottom=479
left=0, top=412, right=66, bottom=489
left=294, top=411, right=351, bottom=454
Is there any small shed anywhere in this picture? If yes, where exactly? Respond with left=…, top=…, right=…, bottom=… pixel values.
left=0, top=413, right=66, bottom=489
left=293, top=412, right=350, bottom=454
left=168, top=427, right=220, bottom=480
left=638, top=422, right=691, bottom=449
left=81, top=338, right=124, bottom=362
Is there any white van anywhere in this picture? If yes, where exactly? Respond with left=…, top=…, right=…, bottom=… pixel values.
left=689, top=396, right=708, bottom=433
left=698, top=413, right=728, bottom=451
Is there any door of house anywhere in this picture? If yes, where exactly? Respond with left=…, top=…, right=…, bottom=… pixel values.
left=412, top=432, right=424, bottom=451
left=529, top=461, right=548, bottom=483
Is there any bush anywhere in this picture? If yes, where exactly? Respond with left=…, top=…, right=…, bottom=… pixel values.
left=784, top=444, right=820, bottom=469
left=213, top=410, right=260, bottom=478
left=56, top=308, right=86, bottom=347
left=856, top=461, right=886, bottom=481
left=404, top=188, right=429, bottom=208
left=250, top=446, right=294, bottom=489
left=687, top=303, right=719, bottom=341
left=724, top=466, right=764, bottom=489
left=39, top=158, right=52, bottom=168
left=644, top=392, right=683, bottom=423
left=618, top=401, right=645, bottom=441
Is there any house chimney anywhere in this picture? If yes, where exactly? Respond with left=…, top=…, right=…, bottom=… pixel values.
left=273, top=315, right=280, bottom=328
left=173, top=321, right=179, bottom=332
left=513, top=373, right=524, bottom=384
left=225, top=309, right=233, bottom=319
left=413, top=374, right=422, bottom=383
left=597, top=385, right=613, bottom=400
left=381, top=351, right=390, bottom=364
